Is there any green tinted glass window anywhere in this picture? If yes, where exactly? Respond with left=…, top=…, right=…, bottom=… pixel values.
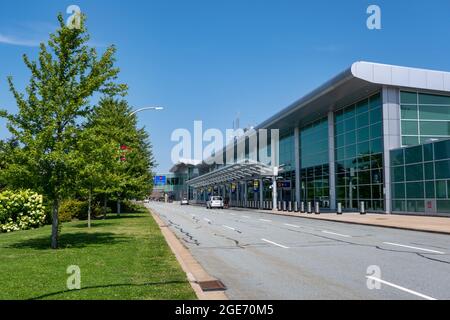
left=345, top=144, right=357, bottom=159
left=420, top=121, right=450, bottom=136
left=404, top=145, right=423, bottom=164
left=405, top=164, right=423, bottom=182
left=344, top=118, right=356, bottom=132
left=423, top=143, right=434, bottom=162
left=435, top=160, right=450, bottom=180
left=392, top=183, right=405, bottom=199
left=406, top=182, right=424, bottom=199
left=392, top=166, right=405, bottom=182
left=436, top=181, right=447, bottom=198
left=419, top=105, right=450, bottom=120
left=356, top=112, right=369, bottom=128
left=437, top=200, right=450, bottom=213
left=335, top=121, right=345, bottom=136
left=336, top=134, right=345, bottom=147
left=424, top=162, right=434, bottom=180
left=357, top=141, right=370, bottom=156
left=402, top=136, right=419, bottom=146
left=402, top=121, right=419, bottom=135
left=357, top=127, right=370, bottom=142
left=401, top=91, right=417, bottom=104
left=419, top=93, right=450, bottom=105
left=391, top=149, right=404, bottom=166
left=370, top=138, right=383, bottom=154
left=356, top=100, right=369, bottom=114
left=344, top=105, right=355, bottom=119
left=370, top=122, right=383, bottom=139
left=401, top=105, right=418, bottom=119
left=370, top=93, right=382, bottom=109
left=425, top=181, right=435, bottom=198
left=393, top=200, right=406, bottom=211
left=345, top=130, right=356, bottom=145
left=370, top=107, right=382, bottom=124
left=434, top=140, right=450, bottom=160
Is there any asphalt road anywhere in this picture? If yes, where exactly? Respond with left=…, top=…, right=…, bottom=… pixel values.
left=147, top=202, right=450, bottom=300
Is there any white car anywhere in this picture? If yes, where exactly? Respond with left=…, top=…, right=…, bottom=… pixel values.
left=181, top=198, right=189, bottom=205
left=207, top=196, right=224, bottom=209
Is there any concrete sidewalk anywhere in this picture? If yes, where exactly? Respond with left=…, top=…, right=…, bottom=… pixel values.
left=226, top=206, right=450, bottom=235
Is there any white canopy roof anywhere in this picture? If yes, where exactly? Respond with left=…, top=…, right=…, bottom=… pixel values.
left=186, top=161, right=274, bottom=188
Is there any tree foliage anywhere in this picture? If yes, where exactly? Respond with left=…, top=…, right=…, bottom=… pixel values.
left=0, top=14, right=155, bottom=248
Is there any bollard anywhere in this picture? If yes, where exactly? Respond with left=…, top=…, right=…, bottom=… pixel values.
left=307, top=202, right=312, bottom=214
left=288, top=202, right=293, bottom=212
left=278, top=201, right=282, bottom=211
left=300, top=202, right=305, bottom=213
left=283, top=201, right=287, bottom=211
left=269, top=201, right=273, bottom=210
left=360, top=201, right=366, bottom=215
left=315, top=202, right=320, bottom=214
left=337, top=202, right=343, bottom=215
left=294, top=201, right=299, bottom=212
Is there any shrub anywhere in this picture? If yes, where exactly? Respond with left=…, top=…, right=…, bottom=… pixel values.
left=0, top=190, right=46, bottom=233
left=59, top=199, right=88, bottom=222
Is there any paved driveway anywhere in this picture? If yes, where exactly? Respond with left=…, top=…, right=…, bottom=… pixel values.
left=147, top=202, right=450, bottom=300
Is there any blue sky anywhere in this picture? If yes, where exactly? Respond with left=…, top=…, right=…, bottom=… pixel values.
left=1, top=0, right=450, bottom=172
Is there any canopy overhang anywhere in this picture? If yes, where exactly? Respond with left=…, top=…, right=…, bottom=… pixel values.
left=186, top=161, right=274, bottom=188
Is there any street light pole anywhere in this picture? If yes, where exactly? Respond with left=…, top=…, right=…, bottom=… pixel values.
left=129, top=106, right=164, bottom=117
left=115, top=106, right=164, bottom=215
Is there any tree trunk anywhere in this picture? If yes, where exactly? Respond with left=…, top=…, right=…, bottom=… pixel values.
left=88, top=188, right=92, bottom=228
left=117, top=199, right=121, bottom=216
left=103, top=196, right=107, bottom=220
left=51, top=199, right=60, bottom=249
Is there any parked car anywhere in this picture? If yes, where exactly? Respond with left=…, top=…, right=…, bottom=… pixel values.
left=206, top=196, right=224, bottom=209
left=181, top=198, right=189, bottom=205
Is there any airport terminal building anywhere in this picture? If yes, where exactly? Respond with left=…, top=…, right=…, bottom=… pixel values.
left=171, top=62, right=450, bottom=216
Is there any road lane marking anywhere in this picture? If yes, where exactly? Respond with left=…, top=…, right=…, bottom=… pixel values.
left=383, top=242, right=445, bottom=254
left=322, top=230, right=351, bottom=238
left=223, top=225, right=236, bottom=231
left=366, top=276, right=437, bottom=300
left=242, top=216, right=250, bottom=219
left=261, top=238, right=289, bottom=249
left=259, top=219, right=272, bottom=223
left=229, top=213, right=236, bottom=216
left=284, top=223, right=300, bottom=228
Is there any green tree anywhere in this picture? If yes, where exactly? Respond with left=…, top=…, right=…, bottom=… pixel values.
left=80, top=97, right=155, bottom=215
left=0, top=14, right=126, bottom=248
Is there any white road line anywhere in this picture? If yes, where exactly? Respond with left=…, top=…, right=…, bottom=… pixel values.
left=261, top=238, right=289, bottom=249
left=322, top=230, right=351, bottom=238
left=242, top=216, right=250, bottom=219
left=383, top=242, right=445, bottom=254
left=223, top=225, right=236, bottom=231
left=229, top=213, right=236, bottom=216
left=284, top=223, right=300, bottom=228
left=259, top=219, right=272, bottom=223
left=366, top=276, right=437, bottom=300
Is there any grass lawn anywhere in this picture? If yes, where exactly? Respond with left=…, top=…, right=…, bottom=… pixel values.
left=0, top=208, right=197, bottom=300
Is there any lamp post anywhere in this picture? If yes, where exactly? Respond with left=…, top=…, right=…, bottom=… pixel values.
left=115, top=106, right=164, bottom=215
left=129, top=106, right=164, bottom=117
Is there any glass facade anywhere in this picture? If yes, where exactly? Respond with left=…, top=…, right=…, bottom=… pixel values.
left=391, top=139, right=450, bottom=215
left=300, top=118, right=330, bottom=207
left=400, top=91, right=450, bottom=147
left=279, top=131, right=295, bottom=202
left=334, top=93, right=384, bottom=211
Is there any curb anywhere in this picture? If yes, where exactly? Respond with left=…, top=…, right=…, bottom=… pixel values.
left=148, top=208, right=228, bottom=300
left=223, top=206, right=450, bottom=236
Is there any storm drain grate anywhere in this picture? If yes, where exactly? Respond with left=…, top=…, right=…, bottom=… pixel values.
left=197, top=280, right=227, bottom=292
